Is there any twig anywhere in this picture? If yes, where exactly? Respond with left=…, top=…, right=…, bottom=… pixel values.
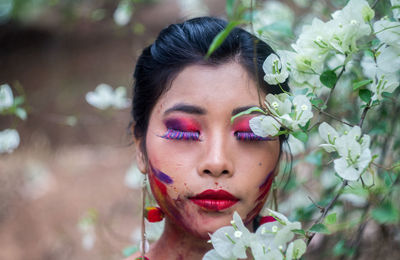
left=307, top=180, right=348, bottom=245
left=372, top=0, right=379, bottom=8
left=321, top=65, right=346, bottom=112
left=312, top=106, right=355, bottom=127
left=358, top=102, right=371, bottom=128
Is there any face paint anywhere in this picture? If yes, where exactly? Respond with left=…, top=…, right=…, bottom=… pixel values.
left=161, top=118, right=201, bottom=141
left=245, top=170, right=275, bottom=223
left=232, top=115, right=274, bottom=141
left=150, top=163, right=173, bottom=184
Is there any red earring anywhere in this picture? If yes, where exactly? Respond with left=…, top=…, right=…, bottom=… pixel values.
left=145, top=206, right=164, bottom=223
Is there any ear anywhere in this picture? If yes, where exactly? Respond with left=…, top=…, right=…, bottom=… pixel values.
left=134, top=136, right=148, bottom=174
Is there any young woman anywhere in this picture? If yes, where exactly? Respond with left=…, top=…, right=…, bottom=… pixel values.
left=129, top=17, right=289, bottom=260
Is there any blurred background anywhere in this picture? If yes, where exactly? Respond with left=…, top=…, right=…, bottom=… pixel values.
left=1, top=0, right=399, bottom=259
left=0, top=1, right=227, bottom=259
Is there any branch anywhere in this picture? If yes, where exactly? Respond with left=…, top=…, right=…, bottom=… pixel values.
left=307, top=180, right=348, bottom=245
left=312, top=105, right=355, bottom=127
left=321, top=65, right=346, bottom=112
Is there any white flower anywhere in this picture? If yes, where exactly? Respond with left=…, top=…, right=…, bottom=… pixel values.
left=391, top=0, right=400, bottom=19
left=376, top=45, right=400, bottom=74
left=85, top=83, right=130, bottom=110
left=374, top=19, right=400, bottom=49
left=0, top=128, right=20, bottom=154
left=361, top=54, right=377, bottom=79
left=285, top=239, right=307, bottom=260
left=0, top=84, right=14, bottom=111
left=328, top=0, right=372, bottom=54
left=370, top=69, right=399, bottom=101
left=209, top=212, right=251, bottom=259
left=284, top=134, right=305, bottom=156
left=113, top=0, right=133, bottom=26
left=263, top=52, right=289, bottom=85
left=249, top=115, right=280, bottom=137
left=318, top=122, right=339, bottom=153
left=335, top=126, right=372, bottom=181
left=265, top=93, right=292, bottom=117
left=202, top=249, right=236, bottom=260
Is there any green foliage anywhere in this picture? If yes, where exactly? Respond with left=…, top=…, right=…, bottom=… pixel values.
left=324, top=213, right=337, bottom=225
left=359, top=89, right=372, bottom=103
left=309, top=223, right=331, bottom=234
left=206, top=20, right=243, bottom=59
left=371, top=200, right=400, bottom=224
left=320, top=70, right=338, bottom=89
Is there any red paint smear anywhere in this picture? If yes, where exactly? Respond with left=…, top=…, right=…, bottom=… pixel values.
left=164, top=117, right=200, bottom=132
left=256, top=173, right=274, bottom=202
left=153, top=175, right=167, bottom=195
left=245, top=200, right=264, bottom=223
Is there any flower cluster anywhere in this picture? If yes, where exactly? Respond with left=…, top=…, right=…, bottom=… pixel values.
left=249, top=93, right=313, bottom=137
left=319, top=123, right=372, bottom=181
left=204, top=210, right=306, bottom=260
left=0, top=83, right=26, bottom=154
left=85, top=83, right=130, bottom=110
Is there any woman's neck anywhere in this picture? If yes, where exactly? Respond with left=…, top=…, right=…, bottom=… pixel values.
left=146, top=218, right=212, bottom=260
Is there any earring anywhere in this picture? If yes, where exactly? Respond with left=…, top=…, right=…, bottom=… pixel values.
left=140, top=175, right=149, bottom=258
left=145, top=206, right=164, bottom=222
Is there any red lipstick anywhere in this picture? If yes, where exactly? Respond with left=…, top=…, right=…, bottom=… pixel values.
left=189, top=190, right=239, bottom=211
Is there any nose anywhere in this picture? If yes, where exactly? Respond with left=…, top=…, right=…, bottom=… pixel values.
left=197, top=132, right=234, bottom=177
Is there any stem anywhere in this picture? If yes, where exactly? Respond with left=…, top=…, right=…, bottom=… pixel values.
left=307, top=180, right=348, bottom=245
left=312, top=105, right=355, bottom=127
left=141, top=177, right=147, bottom=258
left=321, top=65, right=346, bottom=112
left=372, top=0, right=379, bottom=8
left=358, top=102, right=371, bottom=129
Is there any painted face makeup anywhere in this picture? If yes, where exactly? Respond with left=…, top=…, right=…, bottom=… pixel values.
left=141, top=62, right=281, bottom=238
left=161, top=117, right=201, bottom=141
left=232, top=115, right=274, bottom=141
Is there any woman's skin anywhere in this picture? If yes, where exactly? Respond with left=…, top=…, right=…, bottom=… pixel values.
left=130, top=61, right=280, bottom=260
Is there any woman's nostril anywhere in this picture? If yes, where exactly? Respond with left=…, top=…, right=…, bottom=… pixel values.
left=222, top=170, right=229, bottom=174
left=204, top=169, right=211, bottom=174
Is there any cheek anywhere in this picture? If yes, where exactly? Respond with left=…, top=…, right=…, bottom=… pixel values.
left=244, top=170, right=275, bottom=223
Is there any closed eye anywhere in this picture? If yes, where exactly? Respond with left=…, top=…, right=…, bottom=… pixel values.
left=161, top=129, right=200, bottom=141
left=234, top=131, right=273, bottom=141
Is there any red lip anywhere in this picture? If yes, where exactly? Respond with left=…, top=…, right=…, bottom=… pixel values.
left=189, top=190, right=239, bottom=211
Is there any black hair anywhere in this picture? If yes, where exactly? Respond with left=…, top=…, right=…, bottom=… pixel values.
left=131, top=16, right=290, bottom=147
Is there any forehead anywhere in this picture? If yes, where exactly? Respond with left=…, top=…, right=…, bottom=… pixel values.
left=156, top=62, right=261, bottom=112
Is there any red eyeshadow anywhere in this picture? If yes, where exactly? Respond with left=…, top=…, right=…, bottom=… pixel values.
left=164, top=117, right=200, bottom=131
left=232, top=115, right=254, bottom=132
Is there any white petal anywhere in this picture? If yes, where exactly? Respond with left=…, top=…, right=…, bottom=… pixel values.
left=250, top=116, right=280, bottom=137
left=334, top=157, right=360, bottom=181
left=0, top=129, right=20, bottom=154
left=0, top=84, right=14, bottom=111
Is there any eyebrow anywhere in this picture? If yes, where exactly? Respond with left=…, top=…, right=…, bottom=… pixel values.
left=231, top=106, right=258, bottom=116
left=164, top=103, right=207, bottom=115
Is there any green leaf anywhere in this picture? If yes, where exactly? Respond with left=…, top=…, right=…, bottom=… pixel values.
left=324, top=212, right=337, bottom=225
left=14, top=96, right=25, bottom=106
left=371, top=201, right=400, bottom=224
left=359, top=89, right=372, bottom=103
left=292, top=229, right=306, bottom=236
left=310, top=98, right=324, bottom=107
left=291, top=131, right=308, bottom=143
left=309, top=223, right=331, bottom=234
left=353, top=79, right=373, bottom=91
left=226, top=0, right=235, bottom=19
left=320, top=70, right=337, bottom=89
left=230, top=106, right=265, bottom=123
left=206, top=21, right=242, bottom=58
left=333, top=240, right=355, bottom=257
left=15, top=107, right=27, bottom=120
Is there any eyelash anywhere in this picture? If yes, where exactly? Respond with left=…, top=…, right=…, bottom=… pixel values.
left=234, top=131, right=273, bottom=141
left=161, top=129, right=272, bottom=142
left=161, top=129, right=200, bottom=141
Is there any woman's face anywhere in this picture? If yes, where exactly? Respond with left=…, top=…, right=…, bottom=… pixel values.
left=136, top=62, right=280, bottom=238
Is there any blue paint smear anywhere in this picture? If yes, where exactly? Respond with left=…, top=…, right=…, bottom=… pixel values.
left=150, top=164, right=173, bottom=184
left=259, top=170, right=274, bottom=188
